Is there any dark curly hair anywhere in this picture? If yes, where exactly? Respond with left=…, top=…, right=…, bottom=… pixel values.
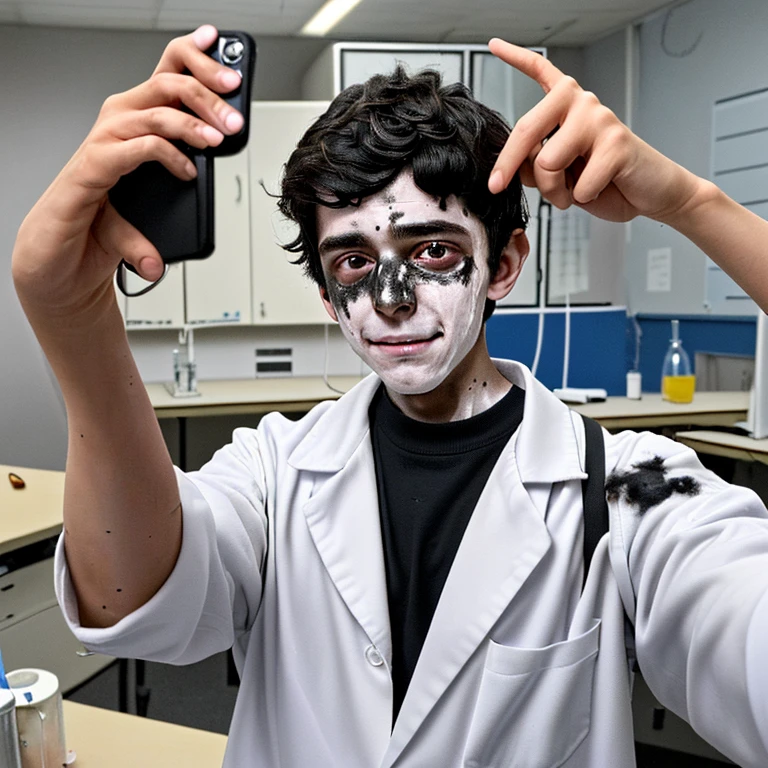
left=278, top=66, right=528, bottom=316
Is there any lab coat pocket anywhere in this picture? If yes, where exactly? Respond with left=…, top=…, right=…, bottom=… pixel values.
left=462, top=619, right=601, bottom=768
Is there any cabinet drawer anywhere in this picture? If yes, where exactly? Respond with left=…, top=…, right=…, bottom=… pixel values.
left=0, top=604, right=113, bottom=693
left=0, top=557, right=56, bottom=630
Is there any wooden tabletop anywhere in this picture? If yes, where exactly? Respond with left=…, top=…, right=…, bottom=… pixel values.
left=0, top=464, right=64, bottom=556
left=63, top=701, right=227, bottom=767
left=146, top=376, right=364, bottom=418
left=572, top=391, right=749, bottom=430
left=674, top=429, right=768, bottom=465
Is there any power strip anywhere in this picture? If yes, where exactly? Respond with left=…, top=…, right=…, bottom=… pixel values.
left=554, top=387, right=608, bottom=404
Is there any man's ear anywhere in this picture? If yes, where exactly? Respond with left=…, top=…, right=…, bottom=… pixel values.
left=320, top=285, right=339, bottom=322
left=487, top=229, right=530, bottom=302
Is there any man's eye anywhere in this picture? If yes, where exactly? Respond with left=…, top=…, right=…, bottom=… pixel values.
left=424, top=242, right=447, bottom=259
left=345, top=255, right=369, bottom=270
left=414, top=242, right=461, bottom=268
left=333, top=254, right=373, bottom=285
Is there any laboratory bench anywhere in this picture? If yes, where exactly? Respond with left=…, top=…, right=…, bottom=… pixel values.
left=146, top=378, right=750, bottom=469
left=63, top=700, right=226, bottom=766
left=0, top=465, right=113, bottom=693
left=571, top=390, right=749, bottom=431
left=674, top=428, right=768, bottom=465
left=145, top=375, right=363, bottom=470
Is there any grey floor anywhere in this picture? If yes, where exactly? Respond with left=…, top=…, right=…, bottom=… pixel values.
left=64, top=652, right=238, bottom=735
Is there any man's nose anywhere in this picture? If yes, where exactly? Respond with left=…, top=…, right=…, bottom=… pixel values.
left=373, top=257, right=416, bottom=317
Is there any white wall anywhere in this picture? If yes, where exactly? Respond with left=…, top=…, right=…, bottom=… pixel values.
left=627, top=0, right=768, bottom=315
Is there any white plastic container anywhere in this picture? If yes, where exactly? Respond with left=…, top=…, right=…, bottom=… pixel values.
left=7, top=669, right=66, bottom=768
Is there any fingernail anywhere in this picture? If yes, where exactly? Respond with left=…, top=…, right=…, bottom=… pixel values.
left=221, top=69, right=242, bottom=90
left=201, top=125, right=224, bottom=145
left=489, top=169, right=504, bottom=193
left=225, top=111, right=244, bottom=133
left=193, top=24, right=217, bottom=50
left=139, top=257, right=162, bottom=281
left=185, top=160, right=197, bottom=178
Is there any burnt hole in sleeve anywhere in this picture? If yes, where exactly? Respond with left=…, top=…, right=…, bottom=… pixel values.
left=605, top=455, right=700, bottom=514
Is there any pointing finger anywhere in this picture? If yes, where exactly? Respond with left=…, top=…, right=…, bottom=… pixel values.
left=488, top=38, right=565, bottom=94
left=488, top=81, right=570, bottom=194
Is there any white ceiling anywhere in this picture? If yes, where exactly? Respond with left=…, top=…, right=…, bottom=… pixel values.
left=0, top=0, right=681, bottom=46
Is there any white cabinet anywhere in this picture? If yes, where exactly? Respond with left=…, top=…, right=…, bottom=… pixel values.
left=249, top=101, right=332, bottom=325
left=0, top=555, right=112, bottom=693
left=123, top=262, right=186, bottom=328
left=186, top=151, right=252, bottom=325
left=123, top=150, right=252, bottom=328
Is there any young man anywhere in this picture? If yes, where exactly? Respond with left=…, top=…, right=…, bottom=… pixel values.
left=12, top=24, right=768, bottom=768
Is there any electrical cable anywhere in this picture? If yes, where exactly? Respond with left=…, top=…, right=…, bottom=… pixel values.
left=531, top=196, right=550, bottom=379
left=116, top=260, right=170, bottom=297
left=323, top=323, right=348, bottom=395
left=562, top=290, right=571, bottom=390
left=531, top=310, right=545, bottom=379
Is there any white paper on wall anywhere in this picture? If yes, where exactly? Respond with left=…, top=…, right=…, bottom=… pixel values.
left=548, top=205, right=589, bottom=297
left=647, top=247, right=672, bottom=292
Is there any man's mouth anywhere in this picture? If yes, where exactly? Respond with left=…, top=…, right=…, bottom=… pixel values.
left=368, top=331, right=443, bottom=353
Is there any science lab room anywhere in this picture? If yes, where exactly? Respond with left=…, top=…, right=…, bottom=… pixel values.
left=2, top=0, right=768, bottom=766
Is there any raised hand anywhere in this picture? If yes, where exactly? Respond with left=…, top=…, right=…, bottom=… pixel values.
left=12, top=25, right=242, bottom=324
left=486, top=38, right=702, bottom=226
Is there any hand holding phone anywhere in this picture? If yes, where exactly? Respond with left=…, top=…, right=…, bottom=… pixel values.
left=109, top=30, right=256, bottom=285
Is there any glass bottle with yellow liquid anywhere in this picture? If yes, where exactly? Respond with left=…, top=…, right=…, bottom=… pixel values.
left=661, top=319, right=695, bottom=403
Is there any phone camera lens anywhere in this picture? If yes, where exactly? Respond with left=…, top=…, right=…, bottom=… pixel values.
left=221, top=40, right=244, bottom=65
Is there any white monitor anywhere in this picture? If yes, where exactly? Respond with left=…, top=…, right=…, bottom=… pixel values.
left=747, top=311, right=768, bottom=439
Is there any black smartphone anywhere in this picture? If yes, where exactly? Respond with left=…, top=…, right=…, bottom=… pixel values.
left=109, top=31, right=256, bottom=268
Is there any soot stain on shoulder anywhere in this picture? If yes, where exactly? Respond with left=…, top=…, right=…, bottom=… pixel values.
left=605, top=455, right=700, bottom=515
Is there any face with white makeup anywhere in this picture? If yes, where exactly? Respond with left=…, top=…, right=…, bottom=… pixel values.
left=318, top=170, right=528, bottom=416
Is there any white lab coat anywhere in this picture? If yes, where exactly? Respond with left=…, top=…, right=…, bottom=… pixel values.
left=55, top=360, right=768, bottom=767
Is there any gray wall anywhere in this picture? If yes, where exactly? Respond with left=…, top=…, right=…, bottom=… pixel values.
left=627, top=0, right=768, bottom=315
left=0, top=25, right=328, bottom=470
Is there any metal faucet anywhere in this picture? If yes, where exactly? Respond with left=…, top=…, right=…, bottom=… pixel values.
left=170, top=326, right=200, bottom=398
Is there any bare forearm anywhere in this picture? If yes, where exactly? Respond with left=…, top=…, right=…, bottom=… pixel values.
left=660, top=178, right=768, bottom=313
left=33, top=299, right=181, bottom=628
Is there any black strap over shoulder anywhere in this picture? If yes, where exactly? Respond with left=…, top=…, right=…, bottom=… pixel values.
left=581, top=415, right=610, bottom=589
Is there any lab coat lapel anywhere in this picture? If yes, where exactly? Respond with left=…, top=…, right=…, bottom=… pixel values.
left=299, top=401, right=392, bottom=667
left=383, top=439, right=552, bottom=765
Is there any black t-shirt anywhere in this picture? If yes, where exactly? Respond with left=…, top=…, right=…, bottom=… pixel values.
left=369, top=383, right=525, bottom=724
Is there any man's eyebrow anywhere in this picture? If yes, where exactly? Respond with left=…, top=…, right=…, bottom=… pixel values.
left=318, top=232, right=371, bottom=256
left=390, top=220, right=472, bottom=240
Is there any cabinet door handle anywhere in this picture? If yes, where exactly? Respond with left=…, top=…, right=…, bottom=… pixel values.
left=235, top=175, right=242, bottom=203
left=260, top=302, right=266, bottom=318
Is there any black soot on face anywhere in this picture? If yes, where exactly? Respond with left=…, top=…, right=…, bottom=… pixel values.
left=605, top=455, right=700, bottom=515
left=327, top=255, right=476, bottom=318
